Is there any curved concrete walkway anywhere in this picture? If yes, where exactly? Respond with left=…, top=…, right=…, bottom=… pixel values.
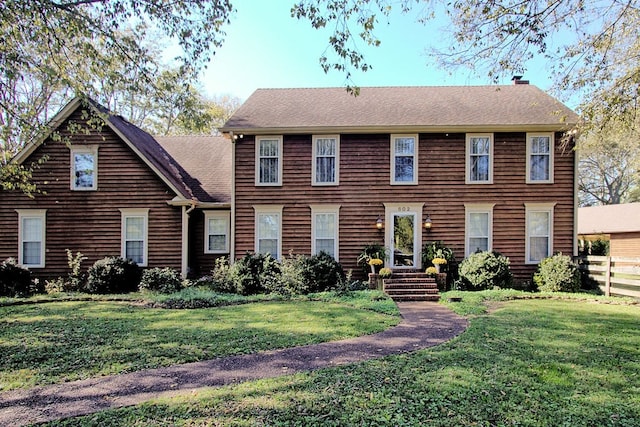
left=0, top=301, right=467, bottom=426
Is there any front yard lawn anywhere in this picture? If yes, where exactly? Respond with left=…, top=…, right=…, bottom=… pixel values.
left=0, top=291, right=399, bottom=391
left=48, top=295, right=640, bottom=426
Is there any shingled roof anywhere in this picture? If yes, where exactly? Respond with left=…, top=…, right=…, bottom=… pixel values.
left=155, top=135, right=232, bottom=204
left=221, top=85, right=578, bottom=134
left=578, top=203, right=640, bottom=235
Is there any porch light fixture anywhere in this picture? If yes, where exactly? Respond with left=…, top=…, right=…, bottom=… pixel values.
left=424, top=214, right=433, bottom=230
left=376, top=215, right=384, bottom=230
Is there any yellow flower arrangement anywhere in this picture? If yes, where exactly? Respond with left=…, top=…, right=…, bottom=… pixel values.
left=432, top=257, right=447, bottom=265
left=368, top=258, right=383, bottom=266
left=425, top=266, right=437, bottom=275
left=379, top=267, right=392, bottom=278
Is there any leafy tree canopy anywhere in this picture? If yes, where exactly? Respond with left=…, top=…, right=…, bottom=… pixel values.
left=292, top=0, right=640, bottom=132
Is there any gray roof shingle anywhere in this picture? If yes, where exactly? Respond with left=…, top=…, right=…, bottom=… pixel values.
left=221, top=85, right=578, bottom=133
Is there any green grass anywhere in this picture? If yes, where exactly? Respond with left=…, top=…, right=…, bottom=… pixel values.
left=0, top=290, right=399, bottom=391
left=49, top=297, right=640, bottom=426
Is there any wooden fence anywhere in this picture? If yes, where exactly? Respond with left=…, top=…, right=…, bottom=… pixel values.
left=576, top=256, right=640, bottom=298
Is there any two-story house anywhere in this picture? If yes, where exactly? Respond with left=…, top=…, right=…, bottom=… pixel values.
left=220, top=80, right=579, bottom=282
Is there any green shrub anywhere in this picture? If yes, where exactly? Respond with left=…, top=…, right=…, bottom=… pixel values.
left=356, top=243, right=388, bottom=275
left=229, top=252, right=281, bottom=295
left=206, top=257, right=236, bottom=293
left=458, top=251, right=513, bottom=291
left=590, top=239, right=610, bottom=256
left=533, top=253, right=581, bottom=292
left=299, top=251, right=345, bottom=293
left=86, top=257, right=141, bottom=294
left=139, top=267, right=183, bottom=294
left=46, top=250, right=88, bottom=294
left=0, top=258, right=35, bottom=297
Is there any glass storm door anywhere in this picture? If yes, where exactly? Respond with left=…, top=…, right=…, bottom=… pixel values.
left=392, top=212, right=416, bottom=268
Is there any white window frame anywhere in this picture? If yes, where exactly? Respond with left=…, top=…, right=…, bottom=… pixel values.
left=390, top=134, right=419, bottom=185
left=16, top=209, right=46, bottom=268
left=310, top=205, right=340, bottom=260
left=120, top=208, right=149, bottom=266
left=312, top=135, right=340, bottom=185
left=204, top=211, right=230, bottom=254
left=255, top=136, right=283, bottom=186
left=525, top=203, right=556, bottom=264
left=70, top=145, right=98, bottom=190
left=466, top=134, right=493, bottom=184
left=464, top=203, right=495, bottom=257
left=254, top=205, right=283, bottom=260
left=526, top=133, right=554, bottom=184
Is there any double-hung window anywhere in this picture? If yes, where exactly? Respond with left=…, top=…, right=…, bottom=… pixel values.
left=254, top=205, right=283, bottom=260
left=71, top=145, right=98, bottom=190
left=525, top=203, right=555, bottom=264
left=256, top=136, right=282, bottom=186
left=464, top=204, right=494, bottom=257
left=120, top=209, right=148, bottom=266
left=527, top=133, right=553, bottom=183
left=16, top=209, right=46, bottom=267
left=313, top=135, right=339, bottom=185
left=310, top=205, right=340, bottom=259
left=466, top=134, right=493, bottom=183
left=205, top=211, right=230, bottom=253
left=391, top=134, right=418, bottom=185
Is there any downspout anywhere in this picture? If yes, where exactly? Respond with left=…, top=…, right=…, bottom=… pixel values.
left=181, top=200, right=197, bottom=278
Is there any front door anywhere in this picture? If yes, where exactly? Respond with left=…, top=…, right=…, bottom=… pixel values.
left=385, top=203, right=424, bottom=270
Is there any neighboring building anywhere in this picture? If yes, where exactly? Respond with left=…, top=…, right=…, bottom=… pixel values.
left=578, top=203, right=640, bottom=257
left=220, top=81, right=579, bottom=283
left=0, top=97, right=231, bottom=281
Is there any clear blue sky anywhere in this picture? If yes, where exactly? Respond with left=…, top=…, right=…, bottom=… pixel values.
left=202, top=0, right=555, bottom=101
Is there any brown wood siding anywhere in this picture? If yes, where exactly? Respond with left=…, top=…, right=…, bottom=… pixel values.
left=610, top=232, right=640, bottom=258
left=0, top=109, right=183, bottom=281
left=234, top=132, right=576, bottom=284
left=188, top=209, right=229, bottom=277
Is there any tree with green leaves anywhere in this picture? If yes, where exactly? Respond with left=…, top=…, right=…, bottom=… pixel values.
left=1, top=0, right=233, bottom=193
left=292, top=0, right=639, bottom=132
left=578, top=119, right=640, bottom=206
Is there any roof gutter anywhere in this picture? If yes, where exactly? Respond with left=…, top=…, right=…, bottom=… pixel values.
left=167, top=197, right=231, bottom=209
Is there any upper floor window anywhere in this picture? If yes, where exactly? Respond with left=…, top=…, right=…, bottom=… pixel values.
left=310, top=205, right=340, bottom=259
left=205, top=211, right=230, bottom=254
left=391, top=134, right=418, bottom=185
left=71, top=146, right=98, bottom=190
left=254, top=205, right=283, bottom=260
left=120, top=208, right=148, bottom=266
left=525, top=203, right=555, bottom=264
left=255, top=136, right=282, bottom=186
left=313, top=135, right=339, bottom=185
left=466, top=134, right=493, bottom=184
left=16, top=209, right=46, bottom=268
left=527, top=133, right=554, bottom=183
left=465, top=204, right=494, bottom=257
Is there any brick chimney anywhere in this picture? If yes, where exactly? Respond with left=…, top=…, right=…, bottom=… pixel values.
left=512, top=75, right=530, bottom=85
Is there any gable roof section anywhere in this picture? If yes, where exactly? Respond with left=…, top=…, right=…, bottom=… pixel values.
left=11, top=97, right=226, bottom=204
left=221, top=85, right=578, bottom=134
left=578, top=203, right=640, bottom=235
left=155, top=135, right=231, bottom=204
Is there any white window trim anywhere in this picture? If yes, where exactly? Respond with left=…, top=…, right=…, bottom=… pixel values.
left=312, top=135, right=340, bottom=186
left=255, top=135, right=283, bottom=186
left=525, top=203, right=556, bottom=264
left=204, top=211, right=230, bottom=254
left=119, top=208, right=149, bottom=267
left=390, top=134, right=419, bottom=185
left=464, top=203, right=495, bottom=257
left=253, top=205, right=283, bottom=260
left=310, top=204, right=341, bottom=260
left=465, top=133, right=494, bottom=184
left=16, top=209, right=47, bottom=268
left=70, top=145, right=98, bottom=191
left=526, top=132, right=554, bottom=184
